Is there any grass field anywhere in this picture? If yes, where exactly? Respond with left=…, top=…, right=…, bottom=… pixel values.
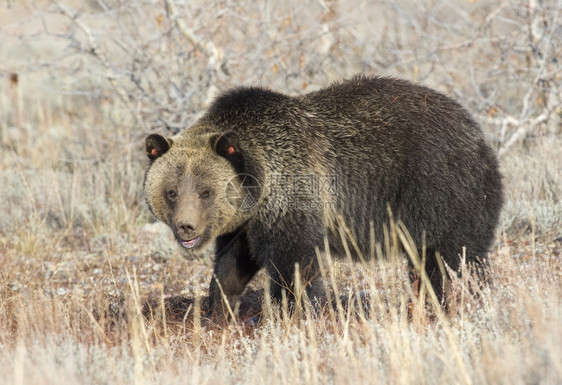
left=0, top=1, right=561, bottom=384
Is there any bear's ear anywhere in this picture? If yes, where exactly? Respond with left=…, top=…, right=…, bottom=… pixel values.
left=145, top=134, right=173, bottom=160
left=210, top=131, right=245, bottom=173
left=210, top=131, right=240, bottom=158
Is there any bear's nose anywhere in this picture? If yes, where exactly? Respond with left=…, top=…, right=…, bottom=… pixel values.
left=176, top=222, right=196, bottom=239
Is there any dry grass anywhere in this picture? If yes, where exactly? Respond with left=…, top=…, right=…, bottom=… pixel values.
left=1, top=0, right=561, bottom=384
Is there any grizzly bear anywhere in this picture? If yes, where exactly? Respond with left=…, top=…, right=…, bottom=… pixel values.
left=143, top=75, right=503, bottom=319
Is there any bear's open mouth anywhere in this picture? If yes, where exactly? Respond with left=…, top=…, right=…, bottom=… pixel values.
left=179, top=236, right=201, bottom=249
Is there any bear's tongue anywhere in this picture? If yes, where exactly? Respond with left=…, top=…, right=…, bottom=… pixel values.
left=180, top=236, right=201, bottom=249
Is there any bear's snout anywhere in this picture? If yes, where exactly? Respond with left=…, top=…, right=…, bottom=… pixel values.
left=176, top=221, right=198, bottom=240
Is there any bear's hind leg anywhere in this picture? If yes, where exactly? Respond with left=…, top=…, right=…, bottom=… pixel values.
left=408, top=247, right=450, bottom=306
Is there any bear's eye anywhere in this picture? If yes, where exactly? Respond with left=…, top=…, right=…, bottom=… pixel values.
left=166, top=189, right=178, bottom=201
left=200, top=190, right=210, bottom=199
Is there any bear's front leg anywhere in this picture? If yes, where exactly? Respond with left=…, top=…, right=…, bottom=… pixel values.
left=208, top=229, right=261, bottom=322
left=251, top=212, right=326, bottom=309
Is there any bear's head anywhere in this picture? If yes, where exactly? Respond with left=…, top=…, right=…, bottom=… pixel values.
left=143, top=131, right=262, bottom=250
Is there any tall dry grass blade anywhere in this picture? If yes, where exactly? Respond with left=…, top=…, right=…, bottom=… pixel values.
left=281, top=288, right=290, bottom=330
left=369, top=220, right=376, bottom=261
left=125, top=268, right=151, bottom=352
left=315, top=242, right=338, bottom=326
left=337, top=214, right=366, bottom=264
left=293, top=262, right=303, bottom=321
left=387, top=205, right=400, bottom=261
left=396, top=220, right=473, bottom=385
left=181, top=302, right=193, bottom=335
left=435, top=251, right=449, bottom=298
left=125, top=268, right=156, bottom=384
left=193, top=294, right=202, bottom=346
left=263, top=278, right=275, bottom=323
left=210, top=273, right=238, bottom=322
left=79, top=303, right=112, bottom=345
left=158, top=285, right=169, bottom=343
left=323, top=240, right=346, bottom=323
